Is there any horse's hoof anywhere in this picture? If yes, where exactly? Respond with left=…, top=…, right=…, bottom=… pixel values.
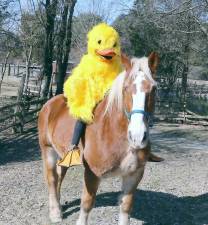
left=50, top=214, right=62, bottom=223
left=49, top=208, right=63, bottom=223
left=148, top=152, right=164, bottom=162
left=76, top=219, right=87, bottom=225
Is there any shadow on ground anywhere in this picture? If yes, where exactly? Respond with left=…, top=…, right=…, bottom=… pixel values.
left=0, top=127, right=40, bottom=165
left=0, top=123, right=207, bottom=165
left=62, top=190, right=208, bottom=225
left=150, top=126, right=208, bottom=155
left=152, top=127, right=207, bottom=140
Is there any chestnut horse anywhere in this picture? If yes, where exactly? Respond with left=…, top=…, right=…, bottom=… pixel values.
left=38, top=52, right=159, bottom=225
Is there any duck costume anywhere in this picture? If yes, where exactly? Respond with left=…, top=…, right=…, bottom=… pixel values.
left=58, top=23, right=122, bottom=167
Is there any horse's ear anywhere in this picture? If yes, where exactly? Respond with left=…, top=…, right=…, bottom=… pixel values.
left=121, top=53, right=131, bottom=73
left=148, top=52, right=159, bottom=76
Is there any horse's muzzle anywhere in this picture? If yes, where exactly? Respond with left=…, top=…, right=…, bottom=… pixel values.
left=128, top=124, right=149, bottom=149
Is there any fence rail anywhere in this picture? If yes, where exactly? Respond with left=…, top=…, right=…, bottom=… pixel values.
left=1, top=67, right=208, bottom=134
left=0, top=63, right=41, bottom=77
left=0, top=98, right=47, bottom=133
left=155, top=100, right=208, bottom=126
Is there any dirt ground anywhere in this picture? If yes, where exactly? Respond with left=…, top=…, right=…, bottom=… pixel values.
left=0, top=123, right=208, bottom=225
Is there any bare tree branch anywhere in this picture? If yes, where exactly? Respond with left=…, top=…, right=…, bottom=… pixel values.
left=193, top=16, right=208, bottom=38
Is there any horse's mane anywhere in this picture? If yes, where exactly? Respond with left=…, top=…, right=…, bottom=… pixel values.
left=105, top=57, right=157, bottom=115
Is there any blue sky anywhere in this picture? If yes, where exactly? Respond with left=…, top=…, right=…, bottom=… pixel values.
left=74, top=0, right=134, bottom=23
left=19, top=0, right=134, bottom=23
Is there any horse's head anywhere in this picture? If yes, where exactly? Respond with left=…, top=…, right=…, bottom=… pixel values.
left=105, top=52, right=159, bottom=150
left=122, top=52, right=159, bottom=149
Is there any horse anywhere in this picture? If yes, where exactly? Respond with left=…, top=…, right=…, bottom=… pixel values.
left=38, top=52, right=159, bottom=225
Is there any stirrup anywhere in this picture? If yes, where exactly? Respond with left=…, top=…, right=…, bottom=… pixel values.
left=57, top=145, right=82, bottom=167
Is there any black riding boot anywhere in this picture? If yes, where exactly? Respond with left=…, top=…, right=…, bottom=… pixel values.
left=71, top=120, right=86, bottom=147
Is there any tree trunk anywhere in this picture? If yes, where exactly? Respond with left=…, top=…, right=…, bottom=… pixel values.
left=55, top=0, right=77, bottom=95
left=181, top=1, right=191, bottom=103
left=0, top=51, right=11, bottom=93
left=42, top=0, right=58, bottom=98
left=23, top=46, right=33, bottom=94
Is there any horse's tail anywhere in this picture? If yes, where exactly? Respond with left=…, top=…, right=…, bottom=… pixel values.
left=38, top=100, right=51, bottom=150
left=38, top=94, right=68, bottom=158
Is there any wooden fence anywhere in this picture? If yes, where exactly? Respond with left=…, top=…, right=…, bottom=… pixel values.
left=0, top=98, right=47, bottom=133
left=0, top=64, right=208, bottom=134
left=155, top=100, right=208, bottom=125
left=0, top=63, right=41, bottom=77
left=0, top=62, right=54, bottom=134
left=1, top=97, right=207, bottom=134
left=154, top=79, right=208, bottom=125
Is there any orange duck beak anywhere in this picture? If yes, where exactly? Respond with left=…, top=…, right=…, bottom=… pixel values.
left=96, top=49, right=116, bottom=60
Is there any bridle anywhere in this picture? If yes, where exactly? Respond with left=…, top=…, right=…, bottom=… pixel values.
left=123, top=73, right=153, bottom=124
left=124, top=108, right=151, bottom=122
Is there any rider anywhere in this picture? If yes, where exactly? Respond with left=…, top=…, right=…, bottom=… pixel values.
left=58, top=23, right=123, bottom=167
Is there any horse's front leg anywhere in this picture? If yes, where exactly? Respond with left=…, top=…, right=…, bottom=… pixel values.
left=119, top=167, right=144, bottom=225
left=76, top=165, right=100, bottom=225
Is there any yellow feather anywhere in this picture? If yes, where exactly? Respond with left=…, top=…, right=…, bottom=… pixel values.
left=64, top=23, right=122, bottom=123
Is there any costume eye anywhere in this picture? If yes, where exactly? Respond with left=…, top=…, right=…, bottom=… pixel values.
left=113, top=42, right=117, bottom=47
left=98, top=40, right=101, bottom=44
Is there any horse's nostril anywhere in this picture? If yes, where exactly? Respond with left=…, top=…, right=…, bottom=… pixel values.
left=142, top=132, right=147, bottom=142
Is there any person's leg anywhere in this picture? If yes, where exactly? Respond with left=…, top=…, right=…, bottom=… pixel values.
left=71, top=120, right=86, bottom=147
left=57, top=120, right=86, bottom=167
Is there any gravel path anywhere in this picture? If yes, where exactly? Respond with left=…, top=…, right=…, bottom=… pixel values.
left=0, top=123, right=208, bottom=225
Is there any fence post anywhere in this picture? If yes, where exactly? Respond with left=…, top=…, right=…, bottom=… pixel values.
left=13, top=73, right=26, bottom=133
left=183, top=101, right=186, bottom=122
left=8, top=64, right=10, bottom=76
left=17, top=64, right=20, bottom=76
left=13, top=64, right=15, bottom=76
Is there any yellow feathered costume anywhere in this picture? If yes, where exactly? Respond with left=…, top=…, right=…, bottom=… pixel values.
left=64, top=23, right=122, bottom=123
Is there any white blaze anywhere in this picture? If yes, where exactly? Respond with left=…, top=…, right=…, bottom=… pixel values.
left=128, top=71, right=148, bottom=149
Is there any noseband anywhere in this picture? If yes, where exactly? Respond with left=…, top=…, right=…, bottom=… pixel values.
left=124, top=108, right=151, bottom=122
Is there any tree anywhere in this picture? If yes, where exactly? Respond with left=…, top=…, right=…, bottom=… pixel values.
left=71, top=13, right=103, bottom=58
left=0, top=0, right=21, bottom=60
left=20, top=12, right=45, bottom=64
left=115, top=0, right=208, bottom=86
left=55, top=0, right=77, bottom=95
left=0, top=0, right=22, bottom=91
left=42, top=0, right=58, bottom=97
left=113, top=0, right=208, bottom=117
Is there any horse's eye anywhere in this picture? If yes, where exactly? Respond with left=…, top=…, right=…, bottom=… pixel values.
left=98, top=40, right=101, bottom=44
left=113, top=42, right=117, bottom=47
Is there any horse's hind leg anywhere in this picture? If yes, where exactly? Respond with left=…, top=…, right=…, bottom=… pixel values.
left=76, top=164, right=100, bottom=225
left=56, top=165, right=68, bottom=201
left=42, top=146, right=62, bottom=223
left=119, top=168, right=144, bottom=225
